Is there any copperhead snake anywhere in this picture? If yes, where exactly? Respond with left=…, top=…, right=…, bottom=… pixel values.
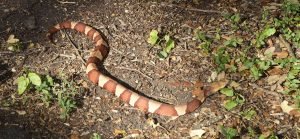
left=47, top=21, right=211, bottom=117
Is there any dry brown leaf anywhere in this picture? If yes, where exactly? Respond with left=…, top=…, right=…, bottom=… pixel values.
left=210, top=71, right=218, bottom=81
left=221, top=35, right=231, bottom=40
left=267, top=39, right=273, bottom=47
left=266, top=75, right=281, bottom=85
left=280, top=100, right=300, bottom=117
left=192, top=88, right=205, bottom=101
left=114, top=129, right=127, bottom=136
left=69, top=133, right=80, bottom=139
left=267, top=67, right=284, bottom=75
left=264, top=46, right=275, bottom=56
left=16, top=110, right=26, bottom=115
left=194, top=80, right=203, bottom=88
left=217, top=71, right=226, bottom=81
left=189, top=129, right=206, bottom=138
left=209, top=80, right=228, bottom=93
left=274, top=50, right=289, bottom=58
left=229, top=81, right=241, bottom=89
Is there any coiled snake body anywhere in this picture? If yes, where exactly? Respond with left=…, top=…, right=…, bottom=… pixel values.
left=47, top=21, right=208, bottom=116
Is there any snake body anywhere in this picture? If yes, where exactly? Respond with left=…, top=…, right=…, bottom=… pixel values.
left=47, top=21, right=207, bottom=116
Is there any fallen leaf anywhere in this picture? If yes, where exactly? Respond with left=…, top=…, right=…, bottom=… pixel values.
left=6, top=34, right=19, bottom=44
left=266, top=75, right=281, bottom=85
left=229, top=81, right=240, bottom=89
left=16, top=110, right=26, bottom=115
left=264, top=46, right=275, bottom=56
left=70, top=133, right=80, bottom=139
left=114, top=129, right=127, bottom=137
left=267, top=39, right=273, bottom=47
left=192, top=88, right=205, bottom=101
left=217, top=71, right=226, bottom=81
left=274, top=50, right=289, bottom=58
left=210, top=71, right=218, bottom=81
left=209, top=80, right=228, bottom=93
left=194, top=80, right=204, bottom=88
left=189, top=129, right=206, bottom=138
left=277, top=74, right=287, bottom=85
left=28, top=42, right=35, bottom=48
left=267, top=67, right=284, bottom=75
left=280, top=100, right=300, bottom=117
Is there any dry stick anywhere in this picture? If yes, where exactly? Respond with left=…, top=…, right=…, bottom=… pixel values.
left=249, top=83, right=282, bottom=98
left=115, top=66, right=153, bottom=80
left=62, top=30, right=86, bottom=65
left=57, top=0, right=76, bottom=4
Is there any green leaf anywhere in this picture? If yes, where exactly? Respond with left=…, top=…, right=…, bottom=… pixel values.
left=224, top=100, right=238, bottom=110
left=158, top=51, right=168, bottom=59
left=164, top=35, right=175, bottom=53
left=236, top=94, right=245, bottom=104
left=17, top=76, right=30, bottom=95
left=250, top=66, right=262, bottom=80
left=224, top=37, right=243, bottom=47
left=91, top=133, right=102, bottom=139
left=241, top=109, right=257, bottom=120
left=256, top=27, right=276, bottom=47
left=196, top=31, right=207, bottom=41
left=147, top=30, right=159, bottom=45
left=46, top=75, right=54, bottom=86
left=220, top=126, right=238, bottom=139
left=28, top=72, right=42, bottom=86
left=220, top=88, right=234, bottom=96
left=231, top=14, right=241, bottom=23
left=262, top=28, right=276, bottom=38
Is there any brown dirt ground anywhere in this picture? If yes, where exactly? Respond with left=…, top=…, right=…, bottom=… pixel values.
left=0, top=0, right=298, bottom=138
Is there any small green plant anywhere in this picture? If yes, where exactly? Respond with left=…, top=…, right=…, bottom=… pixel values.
left=220, top=126, right=238, bottom=139
left=255, top=27, right=276, bottom=47
left=147, top=30, right=175, bottom=59
left=54, top=77, right=78, bottom=119
left=195, top=30, right=212, bottom=54
left=223, top=13, right=241, bottom=30
left=213, top=47, right=231, bottom=72
left=242, top=58, right=271, bottom=80
left=259, top=132, right=279, bottom=139
left=158, top=35, right=175, bottom=59
left=220, top=88, right=245, bottom=110
left=147, top=30, right=159, bottom=45
left=90, top=133, right=102, bottom=139
left=224, top=37, right=243, bottom=47
left=17, top=72, right=54, bottom=106
left=17, top=71, right=78, bottom=119
left=283, top=62, right=300, bottom=94
left=246, top=127, right=257, bottom=138
left=17, top=72, right=52, bottom=102
left=241, top=109, right=257, bottom=120
left=230, top=14, right=241, bottom=24
left=6, top=34, right=23, bottom=52
left=17, top=72, right=53, bottom=95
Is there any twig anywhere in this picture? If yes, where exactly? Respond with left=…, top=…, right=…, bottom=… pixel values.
left=57, top=0, right=76, bottom=4
left=249, top=83, right=282, bottom=98
left=115, top=66, right=153, bottom=81
left=62, top=30, right=86, bottom=64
